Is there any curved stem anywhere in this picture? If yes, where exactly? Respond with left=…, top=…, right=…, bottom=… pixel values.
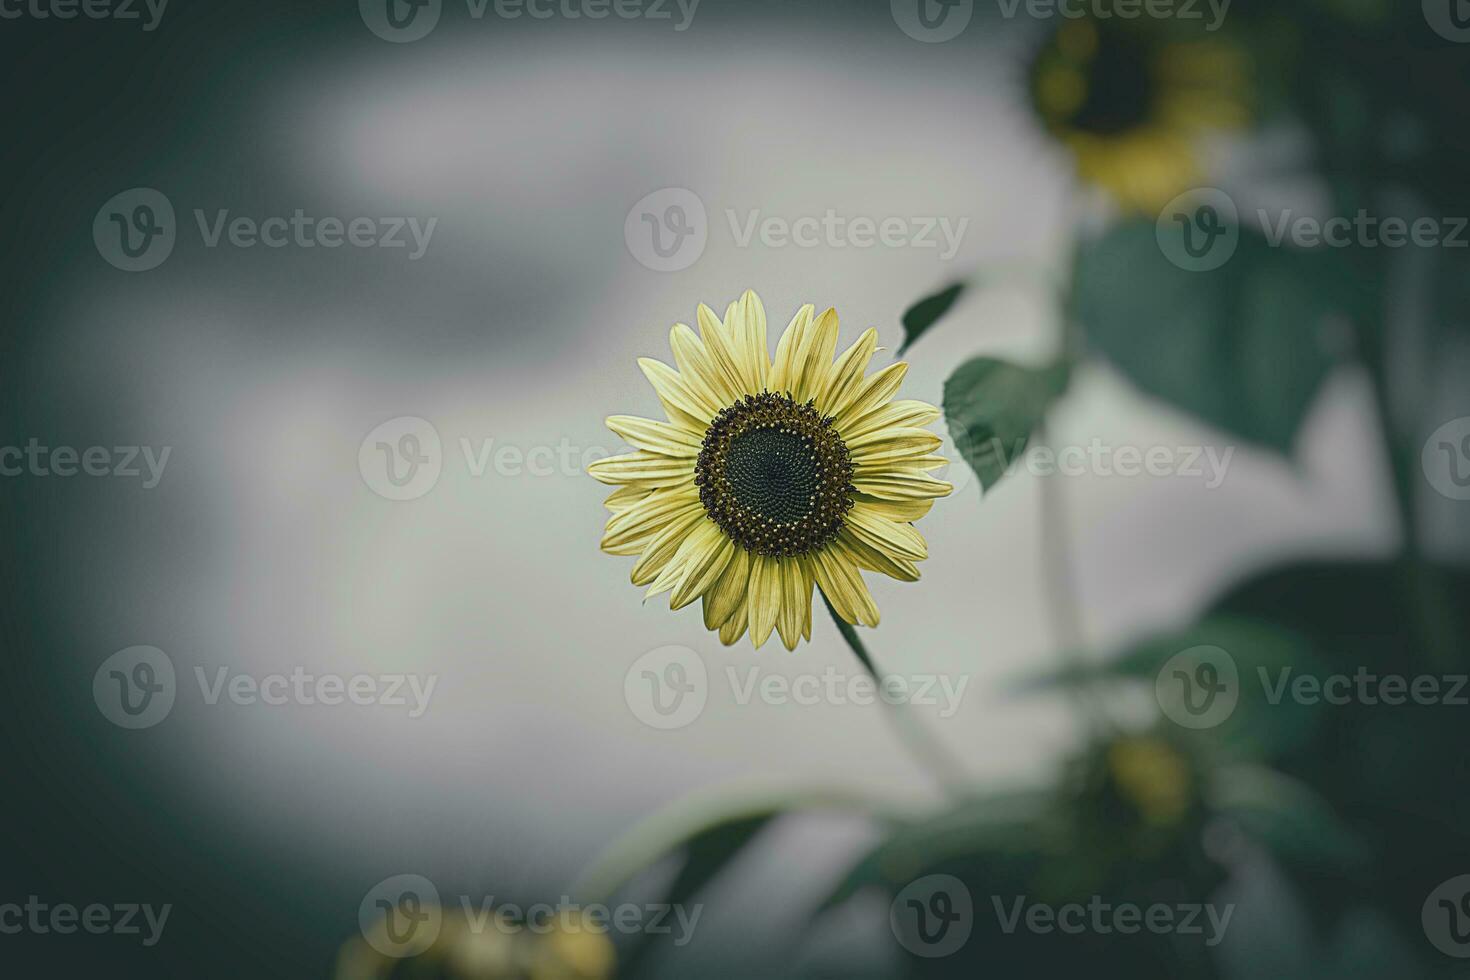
left=822, top=595, right=970, bottom=797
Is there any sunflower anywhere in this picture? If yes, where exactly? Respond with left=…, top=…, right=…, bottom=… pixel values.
left=589, top=291, right=951, bottom=651
left=1028, top=15, right=1251, bottom=213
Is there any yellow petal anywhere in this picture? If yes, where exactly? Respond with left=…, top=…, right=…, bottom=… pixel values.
left=768, top=304, right=814, bottom=396
left=719, top=593, right=749, bottom=645
left=702, top=547, right=750, bottom=630
left=811, top=544, right=879, bottom=628
left=605, top=415, right=701, bottom=456
left=775, top=556, right=813, bottom=651
left=586, top=451, right=694, bottom=487
left=601, top=488, right=700, bottom=552
left=670, top=323, right=739, bottom=412
left=847, top=427, right=944, bottom=464
left=602, top=484, right=649, bottom=514
left=630, top=509, right=706, bottom=586
left=638, top=357, right=718, bottom=431
left=734, top=289, right=769, bottom=392
left=851, top=494, right=934, bottom=523
left=838, top=527, right=921, bottom=582
left=696, top=303, right=749, bottom=403
left=851, top=471, right=954, bottom=500
left=834, top=362, right=908, bottom=427
left=747, top=555, right=781, bottom=649
left=846, top=503, right=929, bottom=561
left=791, top=306, right=839, bottom=404
left=817, top=327, right=879, bottom=416
left=841, top=399, right=942, bottom=441
left=670, top=524, right=736, bottom=610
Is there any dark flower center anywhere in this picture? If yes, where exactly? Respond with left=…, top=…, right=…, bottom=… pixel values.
left=695, top=392, right=854, bottom=558
left=1070, top=31, right=1154, bottom=136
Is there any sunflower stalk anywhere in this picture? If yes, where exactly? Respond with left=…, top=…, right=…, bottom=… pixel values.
left=821, top=594, right=971, bottom=797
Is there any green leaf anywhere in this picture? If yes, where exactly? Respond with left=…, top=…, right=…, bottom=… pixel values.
left=898, top=282, right=965, bottom=354
left=815, top=789, right=1048, bottom=913
left=1074, top=219, right=1361, bottom=453
left=1209, top=765, right=1370, bottom=872
left=943, top=357, right=1070, bottom=493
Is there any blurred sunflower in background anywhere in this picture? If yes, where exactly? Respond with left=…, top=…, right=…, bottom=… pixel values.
left=589, top=290, right=951, bottom=650
left=1028, top=15, right=1251, bottom=212
left=337, top=908, right=615, bottom=980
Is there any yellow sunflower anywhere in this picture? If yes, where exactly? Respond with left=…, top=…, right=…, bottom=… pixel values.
left=1029, top=16, right=1251, bottom=213
left=589, top=290, right=951, bottom=651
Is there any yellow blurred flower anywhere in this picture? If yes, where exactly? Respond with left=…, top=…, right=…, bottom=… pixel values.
left=1029, top=17, right=1251, bottom=213
left=1106, top=736, right=1194, bottom=828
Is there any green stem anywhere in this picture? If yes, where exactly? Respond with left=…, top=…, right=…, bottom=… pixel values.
left=822, top=595, right=970, bottom=797
left=1036, top=424, right=1112, bottom=733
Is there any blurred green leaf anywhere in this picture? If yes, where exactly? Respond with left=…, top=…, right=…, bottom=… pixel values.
left=943, top=357, right=1070, bottom=493
left=1074, top=220, right=1361, bottom=453
left=816, top=789, right=1049, bottom=913
left=898, top=282, right=966, bottom=354
left=1210, top=765, right=1370, bottom=872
